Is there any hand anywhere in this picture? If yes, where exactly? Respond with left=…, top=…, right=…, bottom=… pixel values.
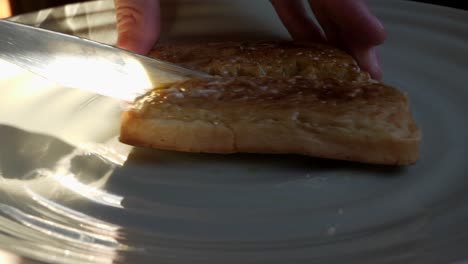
left=114, top=0, right=386, bottom=80
left=270, top=0, right=387, bottom=80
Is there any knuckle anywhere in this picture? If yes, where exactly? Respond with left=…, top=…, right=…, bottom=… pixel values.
left=115, top=4, right=144, bottom=29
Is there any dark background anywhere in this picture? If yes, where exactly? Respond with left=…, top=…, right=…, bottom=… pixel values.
left=9, top=0, right=468, bottom=15
left=409, top=0, right=468, bottom=9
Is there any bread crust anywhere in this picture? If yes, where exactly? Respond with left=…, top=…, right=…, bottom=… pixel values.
left=120, top=75, right=420, bottom=165
left=149, top=41, right=371, bottom=82
left=120, top=114, right=419, bottom=165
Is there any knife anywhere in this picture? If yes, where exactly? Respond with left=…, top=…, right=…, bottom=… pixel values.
left=0, top=20, right=211, bottom=101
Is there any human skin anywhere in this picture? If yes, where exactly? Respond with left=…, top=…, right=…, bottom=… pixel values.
left=113, top=0, right=386, bottom=80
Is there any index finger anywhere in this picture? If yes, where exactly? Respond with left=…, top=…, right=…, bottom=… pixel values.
left=114, top=0, right=161, bottom=54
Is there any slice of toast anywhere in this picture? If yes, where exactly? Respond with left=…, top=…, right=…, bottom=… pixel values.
left=120, top=76, right=420, bottom=165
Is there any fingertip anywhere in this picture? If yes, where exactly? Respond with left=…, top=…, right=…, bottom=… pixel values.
left=370, top=49, right=383, bottom=81
left=352, top=47, right=383, bottom=81
left=321, top=0, right=387, bottom=47
left=371, top=66, right=384, bottom=81
left=369, top=16, right=388, bottom=46
left=270, top=0, right=325, bottom=42
left=117, top=34, right=155, bottom=55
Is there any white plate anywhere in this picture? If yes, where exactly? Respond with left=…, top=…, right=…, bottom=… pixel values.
left=1, top=0, right=468, bottom=263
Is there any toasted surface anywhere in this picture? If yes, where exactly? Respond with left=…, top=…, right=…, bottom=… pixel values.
left=149, top=41, right=371, bottom=82
left=120, top=77, right=420, bottom=165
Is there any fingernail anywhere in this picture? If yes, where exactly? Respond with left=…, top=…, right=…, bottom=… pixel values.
left=374, top=17, right=385, bottom=33
left=369, top=48, right=383, bottom=80
left=369, top=48, right=379, bottom=68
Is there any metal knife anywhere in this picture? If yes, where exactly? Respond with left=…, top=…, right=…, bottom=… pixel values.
left=0, top=20, right=211, bottom=101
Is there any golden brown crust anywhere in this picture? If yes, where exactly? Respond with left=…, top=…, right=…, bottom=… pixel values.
left=120, top=114, right=419, bottom=165
left=120, top=77, right=420, bottom=165
left=148, top=41, right=371, bottom=82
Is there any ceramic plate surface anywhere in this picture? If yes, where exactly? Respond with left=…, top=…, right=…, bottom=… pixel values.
left=1, top=0, right=468, bottom=263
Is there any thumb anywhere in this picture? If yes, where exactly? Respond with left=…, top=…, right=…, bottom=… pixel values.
left=114, top=0, right=160, bottom=55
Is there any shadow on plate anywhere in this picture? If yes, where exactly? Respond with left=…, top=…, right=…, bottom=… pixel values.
left=123, top=146, right=406, bottom=178
left=0, top=124, right=74, bottom=180
left=0, top=123, right=406, bottom=187
left=0, top=124, right=118, bottom=199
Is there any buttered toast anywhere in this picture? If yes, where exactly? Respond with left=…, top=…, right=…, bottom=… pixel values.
left=120, top=41, right=421, bottom=165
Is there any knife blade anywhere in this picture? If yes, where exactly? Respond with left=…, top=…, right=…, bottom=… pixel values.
left=0, top=20, right=211, bottom=101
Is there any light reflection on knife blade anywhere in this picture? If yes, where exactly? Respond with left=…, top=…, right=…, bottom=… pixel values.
left=0, top=20, right=211, bottom=102
left=38, top=55, right=153, bottom=101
